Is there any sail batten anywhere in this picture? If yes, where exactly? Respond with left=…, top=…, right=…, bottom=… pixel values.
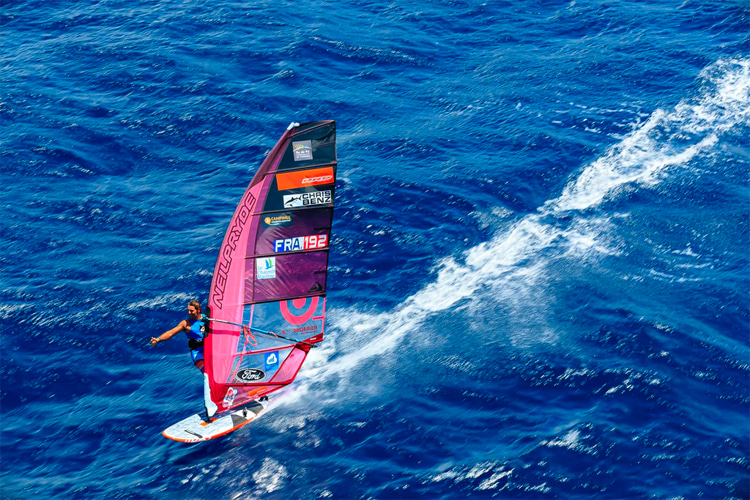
left=205, top=120, right=336, bottom=416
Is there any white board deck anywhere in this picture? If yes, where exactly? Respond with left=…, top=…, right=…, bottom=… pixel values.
left=162, top=399, right=268, bottom=443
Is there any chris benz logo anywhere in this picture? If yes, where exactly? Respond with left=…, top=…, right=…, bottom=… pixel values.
left=236, top=368, right=265, bottom=382
left=283, top=190, right=332, bottom=208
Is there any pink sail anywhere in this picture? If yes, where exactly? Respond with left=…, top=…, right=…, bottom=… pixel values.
left=205, top=121, right=336, bottom=414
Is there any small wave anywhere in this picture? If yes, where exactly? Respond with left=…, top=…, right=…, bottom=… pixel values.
left=250, top=458, right=288, bottom=494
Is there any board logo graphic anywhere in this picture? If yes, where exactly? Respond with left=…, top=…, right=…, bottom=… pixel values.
left=263, top=213, right=293, bottom=227
left=223, top=387, right=237, bottom=407
left=292, top=140, right=313, bottom=161
left=273, top=234, right=328, bottom=253
left=276, top=167, right=334, bottom=191
left=283, top=190, right=332, bottom=208
left=257, top=257, right=276, bottom=279
left=236, top=368, right=265, bottom=382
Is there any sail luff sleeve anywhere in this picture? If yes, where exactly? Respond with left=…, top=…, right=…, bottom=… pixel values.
left=206, top=126, right=296, bottom=409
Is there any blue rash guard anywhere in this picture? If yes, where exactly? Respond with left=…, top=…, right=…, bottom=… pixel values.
left=185, top=317, right=206, bottom=363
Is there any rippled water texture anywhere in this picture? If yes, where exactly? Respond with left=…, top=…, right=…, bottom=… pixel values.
left=2, top=1, right=749, bottom=498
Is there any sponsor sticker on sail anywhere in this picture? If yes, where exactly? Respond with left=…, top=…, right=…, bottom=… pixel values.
left=283, top=190, right=332, bottom=208
left=263, top=213, right=293, bottom=227
left=235, top=368, right=265, bottom=382
left=292, top=140, right=313, bottom=161
left=257, top=257, right=276, bottom=279
left=223, top=387, right=237, bottom=408
left=276, top=167, right=334, bottom=191
left=264, top=351, right=279, bottom=371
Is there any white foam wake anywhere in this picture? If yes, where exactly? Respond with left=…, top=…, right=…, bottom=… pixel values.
left=303, top=57, right=750, bottom=388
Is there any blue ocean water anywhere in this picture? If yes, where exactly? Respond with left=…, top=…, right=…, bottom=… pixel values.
left=2, top=0, right=749, bottom=498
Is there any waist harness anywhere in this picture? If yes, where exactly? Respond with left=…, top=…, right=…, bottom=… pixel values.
left=187, top=338, right=204, bottom=350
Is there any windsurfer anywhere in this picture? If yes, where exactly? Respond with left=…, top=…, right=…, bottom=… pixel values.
left=150, top=300, right=207, bottom=372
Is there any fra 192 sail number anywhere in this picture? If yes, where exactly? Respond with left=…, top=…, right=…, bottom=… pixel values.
left=273, top=234, right=328, bottom=253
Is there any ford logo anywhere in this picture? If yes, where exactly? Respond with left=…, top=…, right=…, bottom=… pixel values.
left=236, top=368, right=265, bottom=382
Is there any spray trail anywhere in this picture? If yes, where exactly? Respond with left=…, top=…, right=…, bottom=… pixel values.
left=306, top=57, right=750, bottom=383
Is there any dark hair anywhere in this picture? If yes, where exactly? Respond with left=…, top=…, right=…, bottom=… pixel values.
left=188, top=300, right=202, bottom=313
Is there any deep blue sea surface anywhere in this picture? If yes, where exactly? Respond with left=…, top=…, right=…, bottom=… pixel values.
left=2, top=1, right=749, bottom=498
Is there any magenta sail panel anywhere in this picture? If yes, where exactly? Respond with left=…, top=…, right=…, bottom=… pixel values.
left=254, top=208, right=334, bottom=255
left=245, top=251, right=328, bottom=304
left=205, top=120, right=336, bottom=414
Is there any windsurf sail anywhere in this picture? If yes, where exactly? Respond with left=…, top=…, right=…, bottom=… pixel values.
left=204, top=120, right=337, bottom=417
